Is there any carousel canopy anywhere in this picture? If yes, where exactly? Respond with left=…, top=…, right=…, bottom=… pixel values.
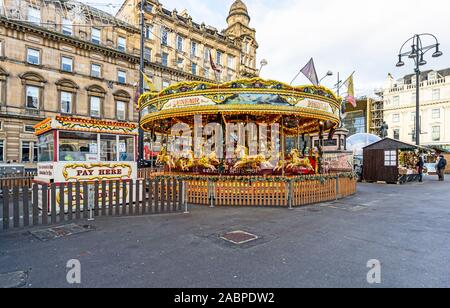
left=139, top=78, right=342, bottom=136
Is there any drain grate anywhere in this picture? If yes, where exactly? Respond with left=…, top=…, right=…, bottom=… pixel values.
left=31, top=223, right=94, bottom=242
left=220, top=230, right=258, bottom=245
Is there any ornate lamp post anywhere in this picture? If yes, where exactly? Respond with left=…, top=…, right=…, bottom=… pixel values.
left=396, top=34, right=443, bottom=146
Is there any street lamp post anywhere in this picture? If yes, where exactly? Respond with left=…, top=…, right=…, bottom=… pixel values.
left=137, top=0, right=146, bottom=167
left=396, top=34, right=443, bottom=146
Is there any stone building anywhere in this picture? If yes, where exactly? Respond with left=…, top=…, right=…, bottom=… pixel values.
left=116, top=0, right=258, bottom=87
left=382, top=69, right=450, bottom=149
left=0, top=0, right=258, bottom=168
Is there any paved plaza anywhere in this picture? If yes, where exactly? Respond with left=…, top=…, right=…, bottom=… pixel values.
left=0, top=176, right=449, bottom=288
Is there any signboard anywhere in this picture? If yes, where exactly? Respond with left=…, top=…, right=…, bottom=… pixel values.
left=36, top=162, right=137, bottom=183
left=295, top=99, right=336, bottom=116
left=162, top=96, right=215, bottom=110
left=62, top=163, right=133, bottom=181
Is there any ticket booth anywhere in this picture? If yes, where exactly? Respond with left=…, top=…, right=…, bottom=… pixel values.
left=34, top=116, right=139, bottom=211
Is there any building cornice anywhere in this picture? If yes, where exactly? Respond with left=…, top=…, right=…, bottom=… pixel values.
left=0, top=17, right=140, bottom=64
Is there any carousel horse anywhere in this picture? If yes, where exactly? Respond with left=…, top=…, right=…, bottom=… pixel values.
left=175, top=150, right=219, bottom=172
left=286, top=149, right=314, bottom=171
left=274, top=149, right=313, bottom=172
left=233, top=145, right=273, bottom=171
left=156, top=147, right=176, bottom=169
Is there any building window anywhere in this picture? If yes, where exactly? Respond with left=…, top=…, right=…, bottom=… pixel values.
left=0, top=140, right=4, bottom=162
left=91, top=64, right=101, bottom=78
left=26, top=85, right=40, bottom=109
left=21, top=141, right=37, bottom=163
left=116, top=101, right=127, bottom=121
left=432, top=108, right=441, bottom=119
left=191, top=63, right=197, bottom=75
left=177, top=35, right=183, bottom=52
left=227, top=55, right=235, bottom=69
left=118, top=36, right=126, bottom=51
left=90, top=96, right=101, bottom=118
left=162, top=80, right=169, bottom=89
left=144, top=47, right=152, bottom=61
left=60, top=91, right=72, bottom=114
left=176, top=58, right=184, bottom=70
left=117, top=71, right=126, bottom=84
left=204, top=68, right=209, bottom=79
left=393, top=96, right=400, bottom=106
left=384, top=150, right=397, bottom=167
left=428, top=72, right=437, bottom=81
left=393, top=129, right=400, bottom=140
left=392, top=114, right=400, bottom=123
left=61, top=56, right=73, bottom=72
left=145, top=25, right=153, bottom=39
left=24, top=125, right=35, bottom=133
left=162, top=53, right=168, bottom=66
left=27, top=7, right=40, bottom=24
left=432, top=126, right=441, bottom=142
left=432, top=89, right=440, bottom=100
left=144, top=4, right=153, bottom=13
left=0, top=40, right=4, bottom=57
left=411, top=112, right=416, bottom=121
left=204, top=47, right=210, bottom=61
left=62, top=18, right=72, bottom=35
left=191, top=41, right=197, bottom=57
left=92, top=28, right=101, bottom=44
left=216, top=51, right=222, bottom=66
left=27, top=48, right=40, bottom=65
left=161, top=27, right=168, bottom=46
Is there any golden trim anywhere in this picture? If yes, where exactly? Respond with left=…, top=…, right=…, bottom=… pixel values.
left=62, top=163, right=133, bottom=181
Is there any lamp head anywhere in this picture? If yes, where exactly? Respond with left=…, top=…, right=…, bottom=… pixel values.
left=419, top=54, right=427, bottom=66
left=260, top=59, right=268, bottom=67
left=432, top=45, right=443, bottom=58
left=396, top=55, right=405, bottom=67
left=326, top=70, right=333, bottom=76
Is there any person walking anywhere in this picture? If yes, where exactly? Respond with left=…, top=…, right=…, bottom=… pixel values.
left=416, top=156, right=424, bottom=182
left=436, top=155, right=447, bottom=181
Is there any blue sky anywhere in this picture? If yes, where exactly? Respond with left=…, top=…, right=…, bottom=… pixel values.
left=85, top=0, right=450, bottom=96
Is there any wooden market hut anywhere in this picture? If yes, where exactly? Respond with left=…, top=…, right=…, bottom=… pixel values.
left=363, top=138, right=429, bottom=184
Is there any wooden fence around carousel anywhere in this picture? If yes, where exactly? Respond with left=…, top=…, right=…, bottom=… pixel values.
left=183, top=174, right=357, bottom=207
left=1, top=179, right=186, bottom=232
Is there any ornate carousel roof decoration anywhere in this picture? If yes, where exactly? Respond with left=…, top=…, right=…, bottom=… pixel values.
left=139, top=78, right=342, bottom=135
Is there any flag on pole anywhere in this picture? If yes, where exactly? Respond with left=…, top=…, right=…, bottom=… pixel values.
left=141, top=71, right=157, bottom=92
left=344, top=73, right=356, bottom=107
left=300, top=58, right=319, bottom=86
left=210, top=52, right=221, bottom=73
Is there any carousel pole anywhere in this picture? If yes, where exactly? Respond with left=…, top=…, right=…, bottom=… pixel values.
left=281, top=117, right=285, bottom=177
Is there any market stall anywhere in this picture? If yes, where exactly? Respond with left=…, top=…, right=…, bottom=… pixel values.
left=362, top=138, right=430, bottom=184
left=34, top=116, right=139, bottom=210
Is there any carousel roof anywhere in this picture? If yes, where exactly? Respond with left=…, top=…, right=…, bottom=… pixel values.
left=139, top=78, right=342, bottom=135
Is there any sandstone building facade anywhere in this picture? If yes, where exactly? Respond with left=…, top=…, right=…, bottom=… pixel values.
left=0, top=0, right=258, bottom=168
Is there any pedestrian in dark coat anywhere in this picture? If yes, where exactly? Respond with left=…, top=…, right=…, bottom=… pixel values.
left=436, top=155, right=447, bottom=182
left=417, top=156, right=424, bottom=182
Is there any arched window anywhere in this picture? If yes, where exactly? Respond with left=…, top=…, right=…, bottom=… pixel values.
left=20, top=72, right=46, bottom=112
left=0, top=66, right=8, bottom=106
left=113, top=90, right=131, bottom=121
left=86, top=85, right=106, bottom=118
left=56, top=79, right=79, bottom=114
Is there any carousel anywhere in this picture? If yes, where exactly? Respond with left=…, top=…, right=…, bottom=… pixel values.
left=139, top=78, right=356, bottom=207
